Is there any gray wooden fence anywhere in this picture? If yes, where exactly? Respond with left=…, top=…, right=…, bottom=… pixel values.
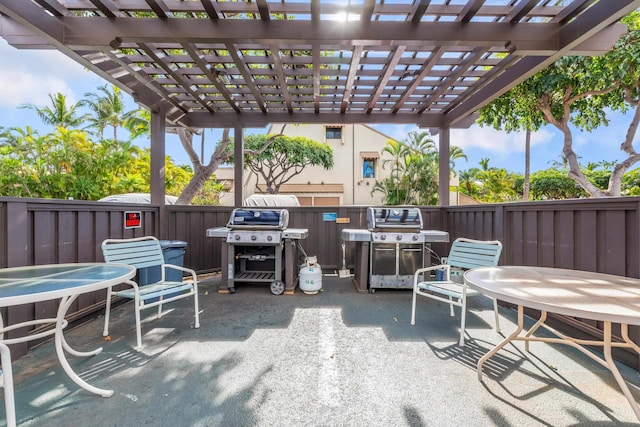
left=2, top=197, right=639, bottom=367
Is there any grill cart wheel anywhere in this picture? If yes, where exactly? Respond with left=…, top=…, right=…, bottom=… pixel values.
left=270, top=280, right=285, bottom=295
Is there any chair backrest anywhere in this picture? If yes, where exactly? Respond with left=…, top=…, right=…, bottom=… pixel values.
left=102, top=236, right=165, bottom=269
left=446, top=238, right=502, bottom=270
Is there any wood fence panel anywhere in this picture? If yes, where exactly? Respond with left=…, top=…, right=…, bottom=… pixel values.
left=575, top=210, right=597, bottom=272
left=2, top=197, right=640, bottom=367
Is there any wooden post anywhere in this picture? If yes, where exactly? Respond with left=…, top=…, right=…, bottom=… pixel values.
left=439, top=127, right=450, bottom=206
left=150, top=109, right=166, bottom=238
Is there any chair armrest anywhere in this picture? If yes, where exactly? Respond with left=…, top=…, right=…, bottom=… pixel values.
left=413, top=264, right=450, bottom=287
left=161, top=264, right=198, bottom=282
left=413, top=264, right=449, bottom=278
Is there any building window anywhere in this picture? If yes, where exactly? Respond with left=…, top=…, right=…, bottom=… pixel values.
left=326, top=126, right=342, bottom=139
left=363, top=159, right=376, bottom=178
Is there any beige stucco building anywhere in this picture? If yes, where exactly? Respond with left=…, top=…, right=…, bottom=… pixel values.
left=216, top=124, right=397, bottom=206
left=216, top=123, right=461, bottom=206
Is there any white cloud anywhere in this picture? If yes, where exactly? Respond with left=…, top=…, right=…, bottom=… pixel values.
left=370, top=124, right=419, bottom=141
left=0, top=40, right=101, bottom=108
left=447, top=125, right=554, bottom=155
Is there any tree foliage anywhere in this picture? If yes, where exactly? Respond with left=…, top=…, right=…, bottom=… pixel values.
left=529, top=168, right=585, bottom=200
left=372, top=131, right=465, bottom=205
left=243, top=134, right=334, bottom=194
left=19, top=93, right=88, bottom=128
left=0, top=86, right=223, bottom=203
left=476, top=12, right=640, bottom=198
left=458, top=158, right=520, bottom=203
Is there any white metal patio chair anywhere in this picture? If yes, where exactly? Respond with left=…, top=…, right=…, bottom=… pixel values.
left=0, top=342, right=16, bottom=427
left=101, top=236, right=200, bottom=351
left=410, top=238, right=503, bottom=346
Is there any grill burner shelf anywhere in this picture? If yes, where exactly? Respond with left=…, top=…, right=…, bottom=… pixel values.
left=233, top=272, right=277, bottom=282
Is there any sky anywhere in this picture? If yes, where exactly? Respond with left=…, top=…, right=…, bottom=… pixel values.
left=1, top=38, right=638, bottom=174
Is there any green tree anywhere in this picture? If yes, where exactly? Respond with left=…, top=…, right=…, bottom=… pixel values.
left=82, top=85, right=137, bottom=141
left=460, top=158, right=520, bottom=203
left=480, top=12, right=640, bottom=197
left=243, top=134, right=334, bottom=194
left=458, top=168, right=481, bottom=199
left=477, top=83, right=546, bottom=201
left=372, top=132, right=464, bottom=205
left=19, top=93, right=87, bottom=128
left=374, top=139, right=413, bottom=204
left=530, top=168, right=586, bottom=200
left=173, top=128, right=236, bottom=205
left=622, top=168, right=640, bottom=195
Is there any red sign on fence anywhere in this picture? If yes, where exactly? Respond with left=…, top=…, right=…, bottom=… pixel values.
left=124, top=211, right=141, bottom=229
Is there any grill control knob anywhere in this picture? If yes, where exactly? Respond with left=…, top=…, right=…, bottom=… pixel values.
left=267, top=235, right=273, bottom=242
left=380, top=234, right=386, bottom=240
left=412, top=235, right=419, bottom=241
left=396, top=234, right=402, bottom=241
left=251, top=235, right=257, bottom=241
left=234, top=234, right=241, bottom=241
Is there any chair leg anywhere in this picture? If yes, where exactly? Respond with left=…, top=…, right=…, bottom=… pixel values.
left=193, top=289, right=200, bottom=329
left=493, top=298, right=501, bottom=333
left=133, top=293, right=143, bottom=351
left=103, top=286, right=113, bottom=337
left=449, top=296, right=455, bottom=317
left=0, top=343, right=16, bottom=427
left=459, top=287, right=469, bottom=347
left=410, top=288, right=418, bottom=325
left=157, top=296, right=163, bottom=319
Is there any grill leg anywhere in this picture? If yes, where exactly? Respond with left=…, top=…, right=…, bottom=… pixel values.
left=218, top=239, right=232, bottom=294
left=284, top=239, right=296, bottom=295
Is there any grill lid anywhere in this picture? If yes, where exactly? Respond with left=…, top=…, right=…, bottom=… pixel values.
left=367, top=207, right=423, bottom=231
left=227, top=208, right=289, bottom=230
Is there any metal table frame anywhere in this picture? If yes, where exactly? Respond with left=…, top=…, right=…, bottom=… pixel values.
left=0, top=263, right=136, bottom=400
left=464, top=265, right=640, bottom=421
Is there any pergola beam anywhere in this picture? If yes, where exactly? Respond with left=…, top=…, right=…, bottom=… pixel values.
left=59, top=19, right=563, bottom=50
left=183, top=111, right=448, bottom=128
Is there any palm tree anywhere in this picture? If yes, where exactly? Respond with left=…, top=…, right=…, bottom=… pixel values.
left=380, top=139, right=412, bottom=204
left=523, top=128, right=531, bottom=201
left=459, top=168, right=480, bottom=197
left=448, top=146, right=468, bottom=173
left=19, top=93, right=87, bottom=128
left=404, top=130, right=436, bottom=153
left=124, top=109, right=151, bottom=140
left=479, top=157, right=491, bottom=171
left=82, top=85, right=136, bottom=140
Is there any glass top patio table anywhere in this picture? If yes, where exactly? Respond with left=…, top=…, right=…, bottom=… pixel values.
left=0, top=263, right=135, bottom=306
left=0, top=262, right=136, bottom=401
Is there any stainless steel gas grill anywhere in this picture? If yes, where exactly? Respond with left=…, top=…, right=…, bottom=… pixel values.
left=341, top=207, right=449, bottom=292
left=206, top=208, right=308, bottom=295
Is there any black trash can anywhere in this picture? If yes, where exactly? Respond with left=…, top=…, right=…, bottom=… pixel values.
left=138, top=240, right=188, bottom=301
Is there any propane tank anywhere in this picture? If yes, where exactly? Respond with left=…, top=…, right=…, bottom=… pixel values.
left=299, top=256, right=322, bottom=294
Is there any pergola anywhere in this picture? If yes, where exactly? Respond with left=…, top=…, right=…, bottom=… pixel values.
left=1, top=0, right=638, bottom=207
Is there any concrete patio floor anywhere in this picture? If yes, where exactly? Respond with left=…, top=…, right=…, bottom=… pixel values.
left=4, top=274, right=640, bottom=426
